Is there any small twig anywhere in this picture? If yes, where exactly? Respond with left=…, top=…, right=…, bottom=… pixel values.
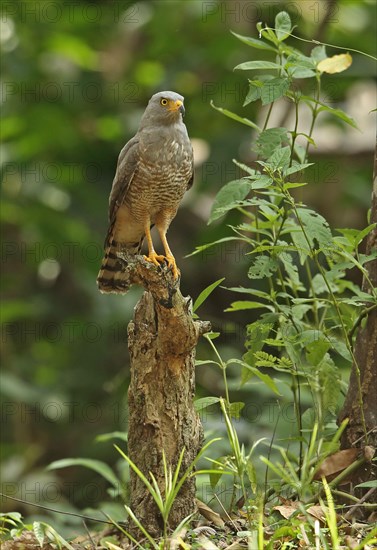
left=82, top=520, right=97, bottom=549
left=344, top=487, right=377, bottom=520
left=213, top=493, right=238, bottom=532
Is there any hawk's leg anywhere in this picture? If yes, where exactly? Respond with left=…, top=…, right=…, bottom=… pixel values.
left=157, top=226, right=180, bottom=279
left=143, top=222, right=165, bottom=268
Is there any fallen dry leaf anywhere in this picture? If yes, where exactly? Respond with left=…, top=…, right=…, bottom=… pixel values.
left=196, top=498, right=225, bottom=527
left=197, top=536, right=221, bottom=550
left=306, top=504, right=327, bottom=523
left=274, top=502, right=299, bottom=519
left=314, top=448, right=359, bottom=480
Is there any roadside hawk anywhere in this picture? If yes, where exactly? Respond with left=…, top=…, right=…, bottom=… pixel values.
left=97, top=91, right=194, bottom=294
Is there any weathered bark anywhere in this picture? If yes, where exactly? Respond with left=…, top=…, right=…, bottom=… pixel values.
left=118, top=254, right=210, bottom=537
left=337, top=146, right=377, bottom=512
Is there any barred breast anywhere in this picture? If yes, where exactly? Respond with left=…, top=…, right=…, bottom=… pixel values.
left=125, top=125, right=193, bottom=224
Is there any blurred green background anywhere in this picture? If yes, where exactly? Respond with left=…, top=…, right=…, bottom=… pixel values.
left=1, top=0, right=376, bottom=535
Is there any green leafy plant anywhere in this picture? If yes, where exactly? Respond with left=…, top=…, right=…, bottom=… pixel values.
left=0, top=512, right=75, bottom=549
left=193, top=9, right=376, bottom=546
left=195, top=8, right=376, bottom=453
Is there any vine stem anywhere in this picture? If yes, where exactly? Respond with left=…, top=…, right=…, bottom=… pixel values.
left=262, top=27, right=377, bottom=61
left=289, top=97, right=300, bottom=166
left=284, top=192, right=368, bottom=443
left=305, top=74, right=321, bottom=161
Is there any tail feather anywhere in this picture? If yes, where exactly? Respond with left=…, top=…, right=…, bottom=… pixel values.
left=97, top=239, right=142, bottom=294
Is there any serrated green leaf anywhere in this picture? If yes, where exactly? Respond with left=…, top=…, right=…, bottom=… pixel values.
left=248, top=255, right=279, bottom=279
left=243, top=80, right=263, bottom=105
left=209, top=179, right=251, bottom=223
left=275, top=11, right=292, bottom=41
left=193, top=278, right=225, bottom=312
left=210, top=101, right=260, bottom=130
left=231, top=31, right=277, bottom=52
left=48, top=458, right=119, bottom=488
left=290, top=207, right=333, bottom=263
left=244, top=321, right=272, bottom=370
left=283, top=162, right=313, bottom=176
left=328, top=337, right=352, bottom=362
left=261, top=77, right=290, bottom=105
left=267, top=146, right=291, bottom=170
left=255, top=127, right=289, bottom=158
left=234, top=60, right=282, bottom=71
left=336, top=224, right=376, bottom=248
left=280, top=251, right=303, bottom=290
left=285, top=54, right=316, bottom=70
left=228, top=401, right=245, bottom=419
left=306, top=339, right=331, bottom=365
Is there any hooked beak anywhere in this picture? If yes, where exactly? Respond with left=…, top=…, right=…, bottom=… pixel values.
left=170, top=99, right=185, bottom=116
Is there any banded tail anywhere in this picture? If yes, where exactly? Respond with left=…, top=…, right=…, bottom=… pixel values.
left=97, top=239, right=142, bottom=294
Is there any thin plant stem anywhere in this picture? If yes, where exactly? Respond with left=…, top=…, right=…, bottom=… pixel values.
left=304, top=259, right=319, bottom=326
left=289, top=97, right=300, bottom=166
left=206, top=336, right=230, bottom=406
left=305, top=74, right=321, bottom=161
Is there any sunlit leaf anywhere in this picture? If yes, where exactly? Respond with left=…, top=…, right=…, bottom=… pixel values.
left=317, top=53, right=352, bottom=74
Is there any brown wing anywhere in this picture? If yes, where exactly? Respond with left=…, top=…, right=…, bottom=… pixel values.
left=104, top=136, right=140, bottom=247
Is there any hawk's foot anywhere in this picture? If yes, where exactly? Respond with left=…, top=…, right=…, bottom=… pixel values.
left=165, top=253, right=180, bottom=279
left=144, top=252, right=166, bottom=268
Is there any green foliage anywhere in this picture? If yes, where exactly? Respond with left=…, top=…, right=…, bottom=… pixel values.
left=2, top=2, right=376, bottom=547
left=0, top=512, right=74, bottom=549
left=194, top=9, right=376, bottom=545
left=113, top=439, right=220, bottom=547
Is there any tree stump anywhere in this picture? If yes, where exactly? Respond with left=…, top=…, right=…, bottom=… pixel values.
left=118, top=254, right=210, bottom=537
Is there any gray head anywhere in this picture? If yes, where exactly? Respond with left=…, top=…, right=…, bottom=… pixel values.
left=139, top=91, right=185, bottom=128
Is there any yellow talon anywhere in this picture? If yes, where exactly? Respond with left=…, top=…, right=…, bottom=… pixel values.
left=144, top=252, right=166, bottom=267
left=165, top=254, right=180, bottom=279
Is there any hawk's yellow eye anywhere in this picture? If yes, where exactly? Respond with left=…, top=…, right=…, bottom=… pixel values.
left=160, top=98, right=168, bottom=106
